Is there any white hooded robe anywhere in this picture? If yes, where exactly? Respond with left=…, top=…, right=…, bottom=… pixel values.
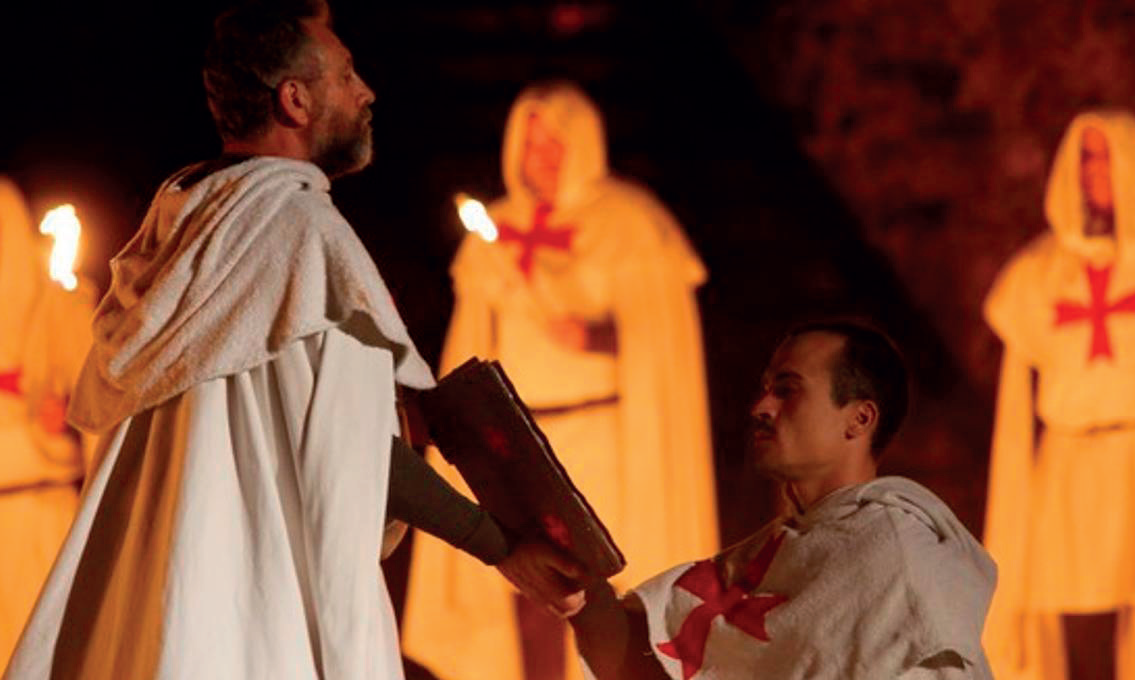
left=0, top=179, right=95, bottom=671
left=983, top=109, right=1135, bottom=680
left=402, top=83, right=718, bottom=680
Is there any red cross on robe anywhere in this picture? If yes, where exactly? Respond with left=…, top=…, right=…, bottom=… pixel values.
left=0, top=368, right=67, bottom=433
left=1054, top=264, right=1135, bottom=361
left=657, top=531, right=788, bottom=679
left=0, top=369, right=21, bottom=396
left=496, top=203, right=575, bottom=279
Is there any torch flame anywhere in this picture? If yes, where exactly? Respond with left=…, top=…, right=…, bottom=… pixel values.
left=455, top=193, right=498, bottom=243
left=39, top=204, right=81, bottom=292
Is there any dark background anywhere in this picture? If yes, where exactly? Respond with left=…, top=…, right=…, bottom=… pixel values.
left=5, top=2, right=1135, bottom=671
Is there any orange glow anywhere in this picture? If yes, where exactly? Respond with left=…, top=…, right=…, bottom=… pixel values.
left=39, top=204, right=81, bottom=291
left=454, top=193, right=498, bottom=243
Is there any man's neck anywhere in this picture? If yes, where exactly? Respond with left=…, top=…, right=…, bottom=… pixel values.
left=788, top=457, right=877, bottom=511
left=1084, top=208, right=1116, bottom=238
left=223, top=127, right=310, bottom=163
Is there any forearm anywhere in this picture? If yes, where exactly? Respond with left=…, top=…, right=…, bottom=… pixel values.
left=385, top=435, right=511, bottom=565
left=570, top=582, right=670, bottom=680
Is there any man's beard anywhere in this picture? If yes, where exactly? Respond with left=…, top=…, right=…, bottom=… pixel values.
left=312, top=106, right=373, bottom=179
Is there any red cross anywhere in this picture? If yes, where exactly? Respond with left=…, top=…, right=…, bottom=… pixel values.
left=497, top=203, right=574, bottom=278
left=0, top=369, right=66, bottom=433
left=1054, top=265, right=1135, bottom=361
left=657, top=531, right=788, bottom=679
left=0, top=369, right=21, bottom=396
left=541, top=513, right=572, bottom=551
left=483, top=426, right=513, bottom=460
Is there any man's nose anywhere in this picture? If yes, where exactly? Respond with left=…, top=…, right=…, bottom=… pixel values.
left=751, top=393, right=776, bottom=419
left=359, top=79, right=376, bottom=107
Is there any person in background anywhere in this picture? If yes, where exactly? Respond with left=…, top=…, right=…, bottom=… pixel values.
left=0, top=178, right=94, bottom=671
left=404, top=81, right=718, bottom=680
left=984, top=109, right=1135, bottom=680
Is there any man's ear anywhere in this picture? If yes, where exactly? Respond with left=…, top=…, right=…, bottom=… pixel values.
left=276, top=78, right=315, bottom=128
left=845, top=400, right=879, bottom=441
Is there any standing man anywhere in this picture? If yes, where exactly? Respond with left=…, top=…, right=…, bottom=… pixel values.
left=569, top=321, right=996, bottom=680
left=403, top=81, right=719, bottom=680
left=3, top=3, right=582, bottom=679
left=984, top=110, right=1135, bottom=680
left=0, top=179, right=94, bottom=671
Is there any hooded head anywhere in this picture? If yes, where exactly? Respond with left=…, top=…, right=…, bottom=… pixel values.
left=0, top=178, right=95, bottom=416
left=500, top=81, right=608, bottom=209
left=0, top=179, right=47, bottom=353
left=1045, top=109, right=1135, bottom=259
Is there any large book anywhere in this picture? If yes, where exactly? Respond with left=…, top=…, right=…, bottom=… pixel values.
left=419, top=357, right=626, bottom=579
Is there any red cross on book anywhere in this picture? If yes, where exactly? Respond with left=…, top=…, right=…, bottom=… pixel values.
left=496, top=203, right=575, bottom=278
left=419, top=357, right=625, bottom=577
left=1054, top=264, right=1135, bottom=360
left=657, top=531, right=789, bottom=679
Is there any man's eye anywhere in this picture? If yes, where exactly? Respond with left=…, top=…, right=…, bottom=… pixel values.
left=772, top=384, right=794, bottom=398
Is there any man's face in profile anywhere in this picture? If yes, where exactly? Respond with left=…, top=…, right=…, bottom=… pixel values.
left=749, top=332, right=854, bottom=481
left=304, top=18, right=376, bottom=178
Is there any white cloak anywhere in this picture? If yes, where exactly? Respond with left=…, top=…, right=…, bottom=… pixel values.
left=983, top=110, right=1135, bottom=680
left=3, top=157, right=434, bottom=679
left=630, top=477, right=995, bottom=680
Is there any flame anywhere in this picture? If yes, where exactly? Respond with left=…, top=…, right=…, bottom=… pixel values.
left=39, top=204, right=81, bottom=291
left=455, top=193, right=498, bottom=243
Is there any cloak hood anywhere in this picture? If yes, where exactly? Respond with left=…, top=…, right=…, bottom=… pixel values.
left=0, top=178, right=49, bottom=366
left=500, top=81, right=608, bottom=211
left=69, top=157, right=433, bottom=432
left=805, top=476, right=997, bottom=664
left=1045, top=109, right=1135, bottom=261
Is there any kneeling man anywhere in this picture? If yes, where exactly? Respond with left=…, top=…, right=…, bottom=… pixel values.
left=570, top=321, right=995, bottom=679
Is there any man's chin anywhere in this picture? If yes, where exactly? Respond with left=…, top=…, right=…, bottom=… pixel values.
left=348, top=147, right=374, bottom=175
left=750, top=446, right=784, bottom=477
left=321, top=146, right=373, bottom=179
left=753, top=459, right=784, bottom=478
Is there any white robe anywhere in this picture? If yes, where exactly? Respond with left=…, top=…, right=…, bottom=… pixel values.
left=3, top=157, right=434, bottom=679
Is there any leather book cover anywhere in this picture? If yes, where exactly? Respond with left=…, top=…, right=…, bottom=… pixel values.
left=419, top=357, right=626, bottom=578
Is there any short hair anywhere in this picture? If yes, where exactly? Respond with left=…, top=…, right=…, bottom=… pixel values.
left=783, top=320, right=909, bottom=457
left=202, top=0, right=328, bottom=141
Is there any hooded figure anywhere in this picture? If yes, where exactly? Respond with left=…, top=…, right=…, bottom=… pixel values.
left=402, top=82, right=719, bottom=680
left=983, top=110, right=1135, bottom=680
left=0, top=178, right=94, bottom=669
